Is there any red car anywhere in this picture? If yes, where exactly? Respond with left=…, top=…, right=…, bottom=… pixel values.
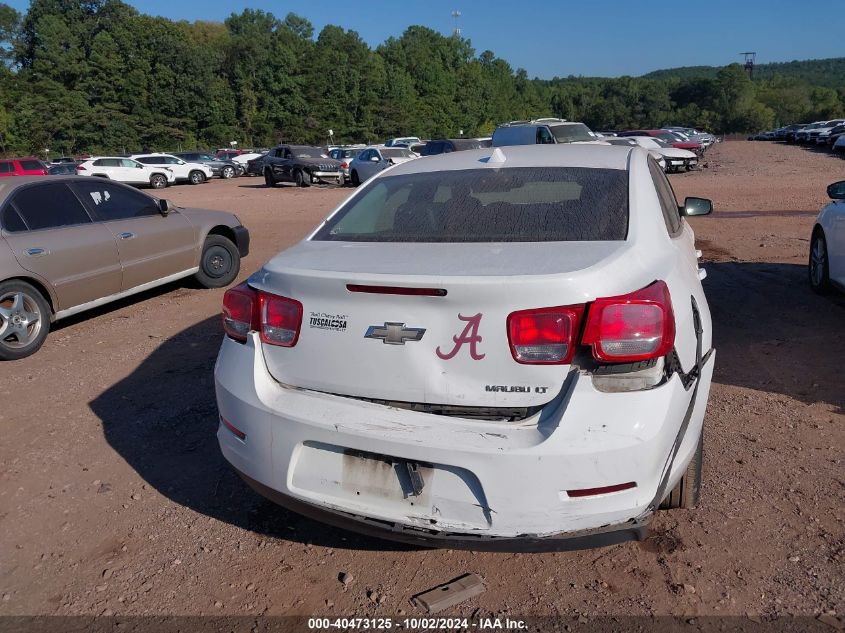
left=618, top=130, right=702, bottom=152
left=0, top=157, right=49, bottom=177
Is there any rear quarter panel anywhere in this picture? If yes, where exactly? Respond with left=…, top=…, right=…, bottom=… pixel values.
left=628, top=150, right=712, bottom=369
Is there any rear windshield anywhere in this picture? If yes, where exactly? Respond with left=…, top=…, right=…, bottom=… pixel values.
left=452, top=139, right=493, bottom=150
left=312, top=167, right=628, bottom=243
left=381, top=148, right=414, bottom=158
left=549, top=124, right=595, bottom=143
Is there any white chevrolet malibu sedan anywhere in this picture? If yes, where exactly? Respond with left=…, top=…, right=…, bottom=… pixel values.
left=215, top=144, right=715, bottom=551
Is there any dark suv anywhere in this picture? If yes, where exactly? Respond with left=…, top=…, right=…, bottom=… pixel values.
left=262, top=145, right=342, bottom=188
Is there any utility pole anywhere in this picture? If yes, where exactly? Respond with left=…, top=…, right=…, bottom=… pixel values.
left=740, top=52, right=756, bottom=79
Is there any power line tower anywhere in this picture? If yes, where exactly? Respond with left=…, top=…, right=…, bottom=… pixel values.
left=451, top=9, right=462, bottom=37
left=740, top=52, right=756, bottom=79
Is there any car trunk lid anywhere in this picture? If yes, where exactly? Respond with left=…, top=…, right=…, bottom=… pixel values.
left=249, top=239, right=643, bottom=408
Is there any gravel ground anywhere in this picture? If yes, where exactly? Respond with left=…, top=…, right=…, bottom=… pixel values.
left=0, top=141, right=842, bottom=626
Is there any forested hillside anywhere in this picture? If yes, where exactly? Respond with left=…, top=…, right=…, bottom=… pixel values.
left=0, top=0, right=843, bottom=155
left=643, top=57, right=845, bottom=88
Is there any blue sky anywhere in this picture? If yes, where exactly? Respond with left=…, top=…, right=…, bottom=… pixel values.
left=7, top=0, right=842, bottom=78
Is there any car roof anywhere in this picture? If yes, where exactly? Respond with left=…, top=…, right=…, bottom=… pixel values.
left=386, top=144, right=632, bottom=177
left=0, top=175, right=132, bottom=205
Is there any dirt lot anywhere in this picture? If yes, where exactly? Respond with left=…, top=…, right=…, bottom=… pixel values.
left=0, top=141, right=842, bottom=625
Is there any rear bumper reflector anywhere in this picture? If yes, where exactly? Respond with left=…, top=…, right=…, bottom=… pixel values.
left=566, top=482, right=636, bottom=498
left=220, top=416, right=246, bottom=441
left=347, top=284, right=447, bottom=297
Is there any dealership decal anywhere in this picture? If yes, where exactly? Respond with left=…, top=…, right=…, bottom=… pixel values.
left=436, top=313, right=485, bottom=360
left=309, top=312, right=348, bottom=332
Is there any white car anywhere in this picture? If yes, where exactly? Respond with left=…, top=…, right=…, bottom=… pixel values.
left=347, top=146, right=417, bottom=186
left=76, top=157, right=176, bottom=189
left=809, top=180, right=845, bottom=294
left=131, top=154, right=213, bottom=185
left=231, top=152, right=263, bottom=166
left=215, top=144, right=716, bottom=550
left=603, top=137, right=667, bottom=171
left=385, top=136, right=421, bottom=147
left=627, top=136, right=698, bottom=172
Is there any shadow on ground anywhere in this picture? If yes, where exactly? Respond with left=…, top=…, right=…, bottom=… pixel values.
left=88, top=314, right=416, bottom=551
left=703, top=261, right=844, bottom=411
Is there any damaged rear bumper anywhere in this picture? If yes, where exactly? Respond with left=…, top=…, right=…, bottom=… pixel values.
left=235, top=468, right=650, bottom=552
left=214, top=334, right=714, bottom=550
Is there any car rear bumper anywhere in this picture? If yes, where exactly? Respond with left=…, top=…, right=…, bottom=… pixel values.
left=214, top=335, right=714, bottom=548
left=234, top=468, right=650, bottom=551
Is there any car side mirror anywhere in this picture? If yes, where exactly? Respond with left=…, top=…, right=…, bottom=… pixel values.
left=681, top=197, right=712, bottom=216
left=136, top=164, right=144, bottom=168
left=370, top=156, right=380, bottom=162
left=158, top=199, right=172, bottom=216
left=827, top=180, right=845, bottom=200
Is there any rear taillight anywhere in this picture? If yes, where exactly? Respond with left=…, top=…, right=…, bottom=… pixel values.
left=260, top=293, right=302, bottom=347
left=222, top=283, right=258, bottom=342
left=507, top=305, right=585, bottom=364
left=222, top=284, right=303, bottom=347
left=340, top=161, right=348, bottom=169
left=506, top=281, right=675, bottom=366
left=76, top=164, right=86, bottom=171
left=581, top=281, right=674, bottom=362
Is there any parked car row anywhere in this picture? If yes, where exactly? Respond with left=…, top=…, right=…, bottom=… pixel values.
left=0, top=149, right=249, bottom=188
left=750, top=119, right=845, bottom=153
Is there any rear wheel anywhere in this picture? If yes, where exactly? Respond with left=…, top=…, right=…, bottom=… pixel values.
left=0, top=280, right=51, bottom=361
left=194, top=235, right=240, bottom=289
left=188, top=170, right=205, bottom=185
left=660, top=430, right=703, bottom=510
left=809, top=230, right=831, bottom=294
left=150, top=173, right=167, bottom=189
left=350, top=170, right=360, bottom=187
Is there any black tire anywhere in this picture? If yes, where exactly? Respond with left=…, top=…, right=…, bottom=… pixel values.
left=194, top=235, right=240, bottom=289
left=264, top=169, right=275, bottom=188
left=150, top=173, right=168, bottom=189
left=294, top=169, right=309, bottom=188
left=221, top=165, right=235, bottom=179
left=809, top=229, right=832, bottom=295
left=0, top=280, right=51, bottom=361
left=188, top=170, right=205, bottom=185
left=660, top=430, right=703, bottom=510
left=350, top=170, right=360, bottom=187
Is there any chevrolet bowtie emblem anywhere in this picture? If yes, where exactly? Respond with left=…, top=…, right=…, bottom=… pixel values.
left=364, top=322, right=426, bottom=345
